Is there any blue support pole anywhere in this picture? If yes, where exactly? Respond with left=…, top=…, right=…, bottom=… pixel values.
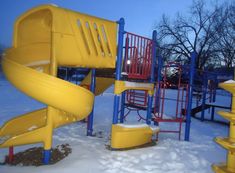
left=201, top=73, right=207, bottom=121
left=146, top=30, right=157, bottom=125
left=87, top=69, right=96, bottom=136
left=154, top=55, right=163, bottom=126
left=150, top=31, right=157, bottom=84
left=213, top=76, right=217, bottom=102
left=211, top=75, right=218, bottom=121
left=157, top=56, right=163, bottom=83
left=184, top=52, right=197, bottom=141
left=43, top=149, right=51, bottom=165
left=120, top=91, right=126, bottom=123
left=146, top=95, right=154, bottom=125
left=119, top=35, right=129, bottom=124
left=156, top=55, right=163, bottom=112
left=211, top=106, right=215, bottom=121
left=113, top=18, right=125, bottom=124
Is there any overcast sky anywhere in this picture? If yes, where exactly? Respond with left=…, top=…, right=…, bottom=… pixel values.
left=0, top=0, right=231, bottom=47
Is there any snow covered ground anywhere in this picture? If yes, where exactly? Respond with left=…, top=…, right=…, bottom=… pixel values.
left=0, top=70, right=230, bottom=173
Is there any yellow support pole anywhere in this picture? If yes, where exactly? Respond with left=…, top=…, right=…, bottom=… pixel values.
left=43, top=34, right=58, bottom=164
left=44, top=33, right=58, bottom=150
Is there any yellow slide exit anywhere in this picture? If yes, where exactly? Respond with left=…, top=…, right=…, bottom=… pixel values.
left=0, top=5, right=117, bottom=150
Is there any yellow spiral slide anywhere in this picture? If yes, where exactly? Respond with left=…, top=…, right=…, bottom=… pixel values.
left=0, top=5, right=117, bottom=150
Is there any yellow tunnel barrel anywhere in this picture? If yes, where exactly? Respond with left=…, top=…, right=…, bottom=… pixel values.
left=7, top=4, right=117, bottom=69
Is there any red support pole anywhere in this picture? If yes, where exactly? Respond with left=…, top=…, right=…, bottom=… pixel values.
left=8, top=146, right=14, bottom=164
left=161, top=82, right=166, bottom=119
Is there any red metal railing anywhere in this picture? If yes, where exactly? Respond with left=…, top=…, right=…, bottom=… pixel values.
left=154, top=83, right=188, bottom=120
left=123, top=32, right=153, bottom=80
left=126, top=90, right=148, bottom=107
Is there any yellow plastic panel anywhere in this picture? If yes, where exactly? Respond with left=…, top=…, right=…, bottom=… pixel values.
left=219, top=82, right=235, bottom=94
left=14, top=5, right=117, bottom=68
left=217, top=111, right=235, bottom=122
left=15, top=9, right=52, bottom=47
left=81, top=71, right=114, bottom=96
left=215, top=137, right=235, bottom=152
left=212, top=163, right=234, bottom=173
left=0, top=125, right=47, bottom=148
left=0, top=109, right=46, bottom=137
left=111, top=124, right=159, bottom=149
left=95, top=77, right=114, bottom=95
left=114, top=80, right=154, bottom=95
left=5, top=44, right=50, bottom=71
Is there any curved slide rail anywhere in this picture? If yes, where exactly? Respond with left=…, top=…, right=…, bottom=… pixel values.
left=0, top=57, right=94, bottom=149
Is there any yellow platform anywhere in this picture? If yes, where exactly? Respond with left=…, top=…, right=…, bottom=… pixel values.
left=111, top=124, right=159, bottom=149
left=0, top=4, right=157, bottom=152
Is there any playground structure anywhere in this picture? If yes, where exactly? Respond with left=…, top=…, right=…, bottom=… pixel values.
left=0, top=4, right=233, bottom=168
left=0, top=5, right=119, bottom=163
left=120, top=52, right=234, bottom=140
left=114, top=63, right=232, bottom=129
left=111, top=28, right=159, bottom=149
left=0, top=5, right=158, bottom=164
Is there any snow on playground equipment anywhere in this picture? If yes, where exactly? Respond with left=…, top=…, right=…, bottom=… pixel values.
left=0, top=5, right=117, bottom=164
left=212, top=80, right=235, bottom=173
left=0, top=5, right=158, bottom=163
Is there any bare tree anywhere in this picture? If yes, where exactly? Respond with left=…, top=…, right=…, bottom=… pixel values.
left=155, top=0, right=232, bottom=69
left=214, top=3, right=235, bottom=68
